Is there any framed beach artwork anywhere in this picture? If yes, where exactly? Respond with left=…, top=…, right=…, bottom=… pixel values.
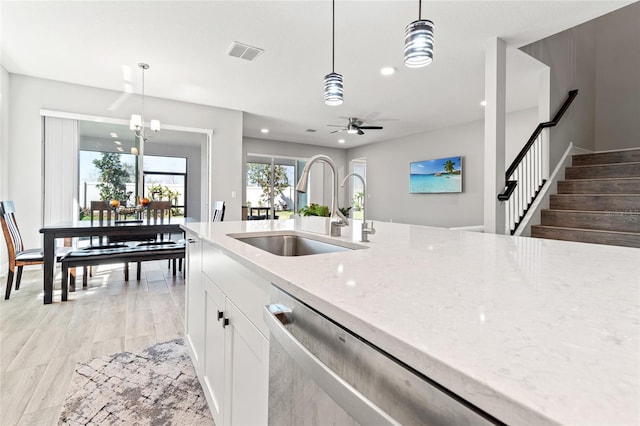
left=410, top=156, right=462, bottom=193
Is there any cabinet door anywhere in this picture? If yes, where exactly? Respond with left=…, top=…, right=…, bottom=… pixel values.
left=203, top=275, right=227, bottom=426
left=185, top=233, right=204, bottom=373
left=224, top=300, right=269, bottom=426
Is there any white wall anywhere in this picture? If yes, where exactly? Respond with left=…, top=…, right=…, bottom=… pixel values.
left=521, top=2, right=640, bottom=162
left=6, top=74, right=242, bottom=249
left=594, top=3, right=640, bottom=151
left=521, top=25, right=596, bottom=165
left=347, top=120, right=485, bottom=227
left=345, top=109, right=538, bottom=228
left=505, top=108, right=538, bottom=166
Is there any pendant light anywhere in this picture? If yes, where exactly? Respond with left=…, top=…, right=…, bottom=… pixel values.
left=130, top=63, right=160, bottom=142
left=323, top=0, right=343, bottom=106
left=404, top=0, right=435, bottom=68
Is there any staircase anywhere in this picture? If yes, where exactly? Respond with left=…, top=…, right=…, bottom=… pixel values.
left=531, top=148, right=640, bottom=248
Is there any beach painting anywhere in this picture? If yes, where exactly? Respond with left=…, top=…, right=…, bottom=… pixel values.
left=410, top=156, right=462, bottom=193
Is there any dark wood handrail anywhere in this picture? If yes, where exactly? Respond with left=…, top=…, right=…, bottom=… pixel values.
left=504, top=90, right=578, bottom=181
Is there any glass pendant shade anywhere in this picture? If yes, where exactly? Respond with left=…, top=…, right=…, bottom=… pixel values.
left=324, top=72, right=344, bottom=106
left=130, top=114, right=142, bottom=130
left=404, top=19, right=435, bottom=68
left=150, top=119, right=160, bottom=132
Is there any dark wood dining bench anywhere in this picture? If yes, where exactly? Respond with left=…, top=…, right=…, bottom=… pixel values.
left=60, top=243, right=185, bottom=300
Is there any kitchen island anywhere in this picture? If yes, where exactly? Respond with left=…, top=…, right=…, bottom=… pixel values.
left=182, top=217, right=639, bottom=425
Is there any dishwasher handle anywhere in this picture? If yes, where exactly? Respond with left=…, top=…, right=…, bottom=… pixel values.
left=264, top=304, right=400, bottom=426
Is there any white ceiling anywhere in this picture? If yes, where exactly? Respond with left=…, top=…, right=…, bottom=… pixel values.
left=1, top=1, right=633, bottom=149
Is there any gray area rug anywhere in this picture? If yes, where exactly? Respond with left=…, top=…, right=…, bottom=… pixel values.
left=59, top=339, right=214, bottom=425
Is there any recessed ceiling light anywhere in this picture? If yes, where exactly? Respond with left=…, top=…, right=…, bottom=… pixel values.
left=116, top=147, right=123, bottom=152
left=380, top=66, right=396, bottom=76
left=261, top=128, right=269, bottom=134
left=338, top=139, right=345, bottom=144
left=114, top=141, right=122, bottom=145
left=110, top=133, right=118, bottom=138
left=480, top=100, right=487, bottom=107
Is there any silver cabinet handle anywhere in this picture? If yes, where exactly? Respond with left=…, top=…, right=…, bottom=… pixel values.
left=264, top=304, right=400, bottom=426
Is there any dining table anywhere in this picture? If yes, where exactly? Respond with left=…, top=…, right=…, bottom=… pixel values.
left=39, top=217, right=186, bottom=304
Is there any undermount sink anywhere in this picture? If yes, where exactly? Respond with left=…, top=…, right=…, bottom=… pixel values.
left=228, top=231, right=365, bottom=257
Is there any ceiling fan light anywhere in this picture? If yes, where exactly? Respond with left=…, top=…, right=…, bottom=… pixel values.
left=324, top=72, right=344, bottom=106
left=404, top=19, right=434, bottom=68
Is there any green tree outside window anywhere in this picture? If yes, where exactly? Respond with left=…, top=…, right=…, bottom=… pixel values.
left=93, top=153, right=134, bottom=203
left=247, top=163, right=289, bottom=208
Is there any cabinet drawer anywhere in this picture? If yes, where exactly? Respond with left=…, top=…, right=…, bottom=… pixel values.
left=202, top=242, right=270, bottom=338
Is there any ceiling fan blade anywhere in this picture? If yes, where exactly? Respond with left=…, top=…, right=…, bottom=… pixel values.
left=327, top=124, right=346, bottom=127
left=330, top=129, right=346, bottom=134
left=357, top=129, right=365, bottom=135
left=358, top=126, right=383, bottom=130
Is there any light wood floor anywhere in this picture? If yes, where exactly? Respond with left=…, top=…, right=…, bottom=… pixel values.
left=0, top=261, right=185, bottom=426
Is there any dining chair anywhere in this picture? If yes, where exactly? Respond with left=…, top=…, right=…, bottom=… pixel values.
left=213, top=200, right=225, bottom=222
left=146, top=200, right=171, bottom=225
left=89, top=200, right=114, bottom=246
left=0, top=200, right=72, bottom=299
left=139, top=200, right=182, bottom=276
left=82, top=200, right=130, bottom=286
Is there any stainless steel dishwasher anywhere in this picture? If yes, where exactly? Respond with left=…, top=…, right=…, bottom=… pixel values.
left=264, top=285, right=504, bottom=426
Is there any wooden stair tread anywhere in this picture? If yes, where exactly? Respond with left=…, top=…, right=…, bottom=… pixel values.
left=531, top=225, right=640, bottom=248
left=542, top=208, right=638, bottom=213
left=532, top=225, right=638, bottom=235
left=552, top=193, right=640, bottom=196
left=558, top=178, right=640, bottom=194
left=572, top=148, right=640, bottom=166
left=568, top=161, right=640, bottom=168
left=561, top=177, right=640, bottom=181
left=540, top=210, right=640, bottom=233
left=565, top=162, right=640, bottom=179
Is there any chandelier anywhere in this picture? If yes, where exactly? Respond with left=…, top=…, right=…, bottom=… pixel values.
left=130, top=63, right=160, bottom=146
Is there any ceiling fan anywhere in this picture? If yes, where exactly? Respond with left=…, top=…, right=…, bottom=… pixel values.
left=328, top=117, right=383, bottom=135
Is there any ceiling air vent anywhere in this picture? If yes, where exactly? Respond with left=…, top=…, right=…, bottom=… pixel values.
left=305, top=129, right=317, bottom=133
left=226, top=41, right=264, bottom=61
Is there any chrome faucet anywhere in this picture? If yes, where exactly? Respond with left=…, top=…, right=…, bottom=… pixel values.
left=341, top=173, right=375, bottom=242
left=296, top=154, right=349, bottom=237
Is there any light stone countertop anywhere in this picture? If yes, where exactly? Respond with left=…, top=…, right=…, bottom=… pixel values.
left=182, top=217, right=640, bottom=425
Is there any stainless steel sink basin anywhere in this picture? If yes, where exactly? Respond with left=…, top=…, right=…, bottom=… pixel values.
left=228, top=232, right=364, bottom=256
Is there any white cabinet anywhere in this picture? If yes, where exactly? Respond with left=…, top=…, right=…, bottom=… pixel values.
left=203, top=275, right=226, bottom=425
left=186, top=238, right=270, bottom=426
left=225, top=300, right=269, bottom=426
left=184, top=231, right=205, bottom=374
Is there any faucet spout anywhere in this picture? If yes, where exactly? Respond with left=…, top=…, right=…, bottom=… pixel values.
left=341, top=172, right=375, bottom=242
left=296, top=154, right=349, bottom=236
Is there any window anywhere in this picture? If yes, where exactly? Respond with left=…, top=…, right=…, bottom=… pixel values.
left=350, top=159, right=366, bottom=220
left=78, top=151, right=187, bottom=218
left=78, top=151, right=137, bottom=209
left=143, top=155, right=188, bottom=217
left=245, top=155, right=300, bottom=220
